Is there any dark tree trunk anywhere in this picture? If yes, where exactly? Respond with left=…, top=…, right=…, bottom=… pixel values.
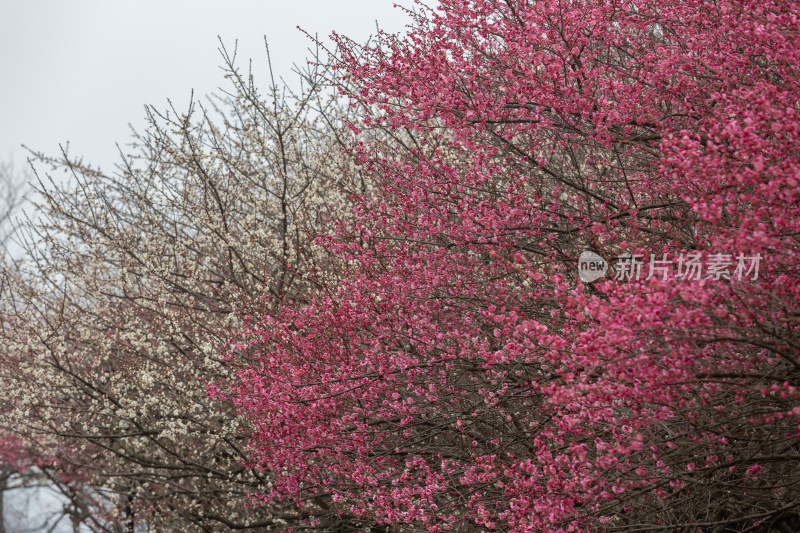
left=0, top=469, right=8, bottom=533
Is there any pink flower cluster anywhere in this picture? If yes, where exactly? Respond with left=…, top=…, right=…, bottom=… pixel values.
left=225, top=0, right=800, bottom=530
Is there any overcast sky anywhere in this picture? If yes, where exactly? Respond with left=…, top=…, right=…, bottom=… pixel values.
left=0, top=1, right=410, bottom=173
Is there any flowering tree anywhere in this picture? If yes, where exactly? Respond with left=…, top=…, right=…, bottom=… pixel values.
left=0, top=159, right=29, bottom=533
left=0, top=45, right=361, bottom=531
left=230, top=0, right=800, bottom=531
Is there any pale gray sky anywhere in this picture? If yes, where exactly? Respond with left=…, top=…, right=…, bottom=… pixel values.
left=0, top=1, right=410, bottom=172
